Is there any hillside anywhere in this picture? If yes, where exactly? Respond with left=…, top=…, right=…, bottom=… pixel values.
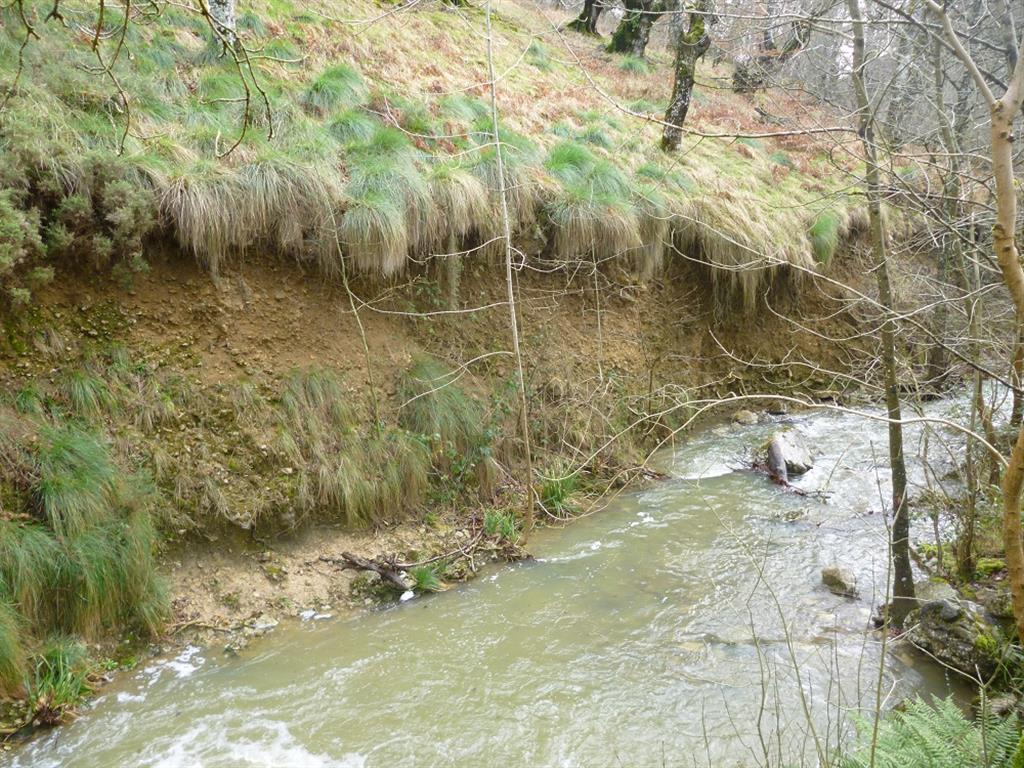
left=0, top=0, right=901, bottom=726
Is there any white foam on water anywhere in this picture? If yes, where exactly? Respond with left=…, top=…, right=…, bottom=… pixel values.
left=140, top=645, right=205, bottom=688
left=144, top=719, right=365, bottom=768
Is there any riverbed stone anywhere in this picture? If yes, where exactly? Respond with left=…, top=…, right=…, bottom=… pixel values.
left=769, top=429, right=813, bottom=475
left=904, top=598, right=1001, bottom=678
left=821, top=567, right=858, bottom=598
left=732, top=409, right=759, bottom=426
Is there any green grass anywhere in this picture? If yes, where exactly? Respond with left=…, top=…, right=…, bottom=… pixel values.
left=276, top=368, right=430, bottom=526
left=303, top=64, right=367, bottom=116
left=810, top=209, right=842, bottom=265
left=525, top=40, right=552, bottom=72
left=35, top=423, right=117, bottom=538
left=0, top=396, right=167, bottom=701
left=483, top=508, right=518, bottom=543
left=409, top=564, right=443, bottom=593
left=618, top=55, right=650, bottom=75
left=397, top=356, right=484, bottom=455
left=544, top=141, right=640, bottom=262
left=25, top=637, right=94, bottom=726
left=540, top=471, right=577, bottom=517
left=0, top=599, right=26, bottom=695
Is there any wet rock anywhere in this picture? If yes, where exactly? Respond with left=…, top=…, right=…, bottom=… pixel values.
left=904, top=599, right=1001, bottom=678
left=975, top=585, right=1014, bottom=621
left=987, top=693, right=1020, bottom=718
left=768, top=429, right=813, bottom=475
left=821, top=567, right=858, bottom=598
left=766, top=399, right=790, bottom=415
left=732, top=409, right=759, bottom=426
left=247, top=614, right=279, bottom=635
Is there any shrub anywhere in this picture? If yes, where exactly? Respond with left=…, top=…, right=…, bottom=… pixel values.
left=0, top=190, right=47, bottom=307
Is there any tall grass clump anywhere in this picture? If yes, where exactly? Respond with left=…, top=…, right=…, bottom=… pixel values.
left=422, top=160, right=490, bottom=253
left=618, top=55, right=650, bottom=74
left=162, top=158, right=343, bottom=276
left=0, top=407, right=167, bottom=698
left=275, top=369, right=430, bottom=526
left=397, top=357, right=484, bottom=456
left=303, top=63, right=368, bottom=116
left=341, top=126, right=431, bottom=275
left=544, top=141, right=641, bottom=262
left=540, top=470, right=577, bottom=517
left=34, top=423, right=117, bottom=539
left=0, top=599, right=26, bottom=695
left=469, top=121, right=540, bottom=243
left=810, top=209, right=842, bottom=265
left=24, top=636, right=94, bottom=725
left=483, top=509, right=518, bottom=543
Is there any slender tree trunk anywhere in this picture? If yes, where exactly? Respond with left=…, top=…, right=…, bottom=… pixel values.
left=992, top=95, right=1024, bottom=644
left=848, top=0, right=915, bottom=627
left=927, top=0, right=1024, bottom=642
left=661, top=1, right=712, bottom=151
left=923, top=244, right=950, bottom=396
left=1010, top=326, right=1024, bottom=429
left=208, top=0, right=236, bottom=47
left=485, top=0, right=535, bottom=537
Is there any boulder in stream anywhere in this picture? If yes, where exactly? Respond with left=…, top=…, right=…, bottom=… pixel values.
left=904, top=598, right=1002, bottom=678
left=821, top=567, right=858, bottom=598
left=764, top=429, right=813, bottom=479
left=732, top=409, right=759, bottom=426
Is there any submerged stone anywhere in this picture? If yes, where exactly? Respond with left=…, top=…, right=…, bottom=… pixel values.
left=732, top=409, right=759, bottom=425
left=821, top=567, right=858, bottom=598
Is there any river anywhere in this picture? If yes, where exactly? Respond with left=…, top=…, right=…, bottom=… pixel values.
left=14, top=405, right=970, bottom=767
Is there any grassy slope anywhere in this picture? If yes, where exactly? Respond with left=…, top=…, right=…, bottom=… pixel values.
left=0, top=0, right=878, bottom=713
left=0, top=0, right=866, bottom=304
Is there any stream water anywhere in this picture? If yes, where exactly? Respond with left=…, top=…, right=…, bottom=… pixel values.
left=15, top=405, right=973, bottom=767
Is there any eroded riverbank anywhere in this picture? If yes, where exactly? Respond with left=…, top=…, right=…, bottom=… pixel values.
left=12, top=404, right=972, bottom=768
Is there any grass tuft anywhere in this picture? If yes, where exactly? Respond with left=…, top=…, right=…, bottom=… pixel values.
left=303, top=63, right=367, bottom=116
left=483, top=509, right=518, bottom=543
left=397, top=356, right=483, bottom=456
left=618, top=55, right=650, bottom=74
left=810, top=209, right=843, bottom=265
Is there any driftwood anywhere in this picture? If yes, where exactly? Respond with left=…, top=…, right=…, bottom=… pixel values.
left=321, top=552, right=411, bottom=591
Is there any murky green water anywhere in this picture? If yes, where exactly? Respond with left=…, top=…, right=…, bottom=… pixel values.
left=15, top=407, right=968, bottom=767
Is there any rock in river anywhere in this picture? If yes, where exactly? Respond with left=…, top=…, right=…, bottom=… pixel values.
left=821, top=567, right=858, bottom=598
left=904, top=599, right=1001, bottom=678
left=732, top=409, right=759, bottom=426
left=766, top=429, right=813, bottom=477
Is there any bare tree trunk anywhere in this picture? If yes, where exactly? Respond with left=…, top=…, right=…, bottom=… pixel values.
left=208, top=0, right=236, bottom=47
left=925, top=0, right=1024, bottom=643
left=661, top=1, right=712, bottom=151
left=567, top=0, right=603, bottom=35
left=485, top=0, right=535, bottom=537
left=607, top=0, right=665, bottom=58
left=732, top=0, right=814, bottom=93
left=848, top=0, right=915, bottom=627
